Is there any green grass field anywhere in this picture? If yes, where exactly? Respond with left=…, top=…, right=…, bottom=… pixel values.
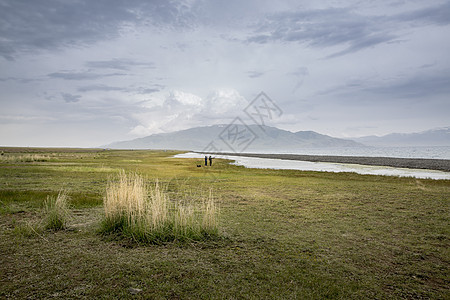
left=1, top=148, right=449, bottom=299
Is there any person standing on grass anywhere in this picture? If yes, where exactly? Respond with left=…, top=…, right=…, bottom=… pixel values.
left=209, top=155, right=213, bottom=166
left=205, top=155, right=208, bottom=166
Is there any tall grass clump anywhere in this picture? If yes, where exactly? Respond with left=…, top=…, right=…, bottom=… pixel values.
left=202, top=189, right=219, bottom=237
left=0, top=154, right=50, bottom=163
left=44, top=190, right=70, bottom=231
left=101, top=171, right=219, bottom=244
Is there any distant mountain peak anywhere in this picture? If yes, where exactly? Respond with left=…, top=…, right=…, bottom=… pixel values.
left=353, top=126, right=450, bottom=147
left=104, top=125, right=364, bottom=150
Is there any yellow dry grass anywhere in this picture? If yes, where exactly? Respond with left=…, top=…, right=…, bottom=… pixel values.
left=102, top=171, right=219, bottom=243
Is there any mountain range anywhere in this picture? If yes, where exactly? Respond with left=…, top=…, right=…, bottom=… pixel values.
left=105, top=125, right=450, bottom=151
left=353, top=127, right=450, bottom=147
left=105, top=124, right=363, bottom=151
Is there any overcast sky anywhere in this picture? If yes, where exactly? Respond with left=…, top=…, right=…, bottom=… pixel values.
left=1, top=0, right=449, bottom=147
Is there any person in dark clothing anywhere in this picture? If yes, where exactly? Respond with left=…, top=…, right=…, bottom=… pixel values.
left=209, top=155, right=213, bottom=166
left=205, top=156, right=208, bottom=166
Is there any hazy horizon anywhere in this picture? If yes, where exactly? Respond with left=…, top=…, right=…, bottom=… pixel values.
left=1, top=1, right=450, bottom=147
left=108, top=123, right=449, bottom=141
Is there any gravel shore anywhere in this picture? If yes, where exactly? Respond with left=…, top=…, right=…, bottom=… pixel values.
left=201, top=152, right=450, bottom=172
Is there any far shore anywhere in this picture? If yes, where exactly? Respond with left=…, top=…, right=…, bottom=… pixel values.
left=198, top=152, right=450, bottom=172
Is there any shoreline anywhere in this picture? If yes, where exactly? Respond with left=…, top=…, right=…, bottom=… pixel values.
left=199, top=152, right=450, bottom=172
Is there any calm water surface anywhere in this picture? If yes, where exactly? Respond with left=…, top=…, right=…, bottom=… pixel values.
left=175, top=149, right=450, bottom=180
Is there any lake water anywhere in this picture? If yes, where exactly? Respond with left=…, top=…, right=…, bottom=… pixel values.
left=245, top=146, right=450, bottom=160
left=174, top=149, right=450, bottom=180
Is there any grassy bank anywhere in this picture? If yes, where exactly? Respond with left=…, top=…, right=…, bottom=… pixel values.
left=1, top=148, right=449, bottom=298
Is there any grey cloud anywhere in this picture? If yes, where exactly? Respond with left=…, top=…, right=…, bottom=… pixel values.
left=326, top=33, right=397, bottom=59
left=2, top=1, right=448, bottom=62
left=289, top=67, right=309, bottom=92
left=247, top=2, right=450, bottom=57
left=48, top=71, right=125, bottom=80
left=38, top=95, right=146, bottom=125
left=247, top=7, right=392, bottom=56
left=42, top=93, right=56, bottom=101
left=0, top=76, right=40, bottom=83
left=77, top=85, right=127, bottom=92
left=289, top=67, right=309, bottom=77
left=0, top=0, right=134, bottom=59
left=0, top=43, right=14, bottom=61
left=62, top=93, right=81, bottom=103
left=129, top=89, right=249, bottom=135
left=137, top=88, right=160, bottom=94
left=85, top=59, right=155, bottom=71
left=0, top=114, right=55, bottom=124
left=247, top=71, right=264, bottom=78
left=0, top=0, right=196, bottom=60
left=393, top=1, right=450, bottom=25
left=419, top=63, right=436, bottom=69
left=317, top=69, right=450, bottom=101
left=77, top=85, right=162, bottom=94
left=365, top=71, right=450, bottom=99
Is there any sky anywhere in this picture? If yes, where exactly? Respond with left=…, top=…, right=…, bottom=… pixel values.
left=1, top=0, right=449, bottom=147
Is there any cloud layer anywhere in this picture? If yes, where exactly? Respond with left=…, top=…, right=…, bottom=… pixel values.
left=0, top=0, right=449, bottom=146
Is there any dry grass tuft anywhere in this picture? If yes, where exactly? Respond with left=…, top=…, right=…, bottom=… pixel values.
left=44, top=190, right=70, bottom=231
left=100, top=171, right=219, bottom=243
left=202, top=188, right=219, bottom=236
left=0, top=154, right=51, bottom=163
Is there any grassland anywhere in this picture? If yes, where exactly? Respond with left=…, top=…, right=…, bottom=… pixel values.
left=0, top=148, right=449, bottom=299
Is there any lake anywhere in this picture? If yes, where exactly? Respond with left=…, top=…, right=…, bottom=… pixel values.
left=175, top=148, right=450, bottom=180
left=246, top=146, right=450, bottom=160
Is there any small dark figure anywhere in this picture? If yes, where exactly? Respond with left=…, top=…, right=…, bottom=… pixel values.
left=197, top=164, right=201, bottom=167
left=205, top=156, right=208, bottom=166
left=209, top=155, right=213, bottom=166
